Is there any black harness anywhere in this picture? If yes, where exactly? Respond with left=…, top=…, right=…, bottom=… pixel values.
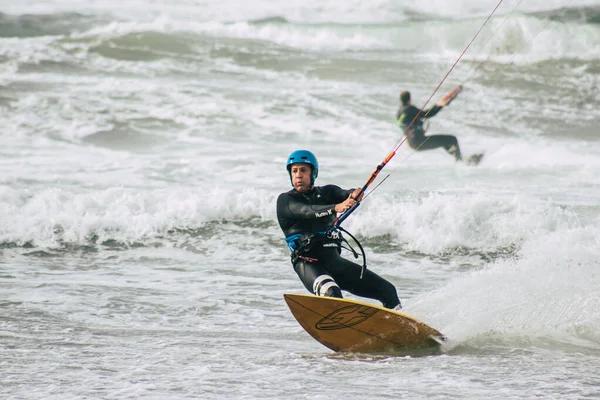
left=286, top=228, right=368, bottom=278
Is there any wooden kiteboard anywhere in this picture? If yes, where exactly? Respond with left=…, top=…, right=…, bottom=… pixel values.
left=284, top=294, right=446, bottom=354
left=465, top=152, right=484, bottom=166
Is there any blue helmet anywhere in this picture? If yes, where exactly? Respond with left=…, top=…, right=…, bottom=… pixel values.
left=286, top=150, right=319, bottom=185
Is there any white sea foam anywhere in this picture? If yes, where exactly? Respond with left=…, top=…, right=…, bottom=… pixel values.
left=1, top=168, right=594, bottom=256
left=412, top=222, right=600, bottom=347
left=0, top=185, right=278, bottom=248
left=4, top=0, right=599, bottom=22
left=3, top=2, right=599, bottom=61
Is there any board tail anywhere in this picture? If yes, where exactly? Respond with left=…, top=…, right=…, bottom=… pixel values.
left=465, top=152, right=484, bottom=166
left=428, top=334, right=447, bottom=345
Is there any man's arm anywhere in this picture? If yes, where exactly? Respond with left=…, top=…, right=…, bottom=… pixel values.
left=276, top=193, right=337, bottom=221
left=422, top=104, right=444, bottom=119
left=398, top=104, right=440, bottom=126
left=425, top=85, right=462, bottom=118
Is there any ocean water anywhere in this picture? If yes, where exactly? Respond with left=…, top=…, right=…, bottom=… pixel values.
left=1, top=0, right=600, bottom=398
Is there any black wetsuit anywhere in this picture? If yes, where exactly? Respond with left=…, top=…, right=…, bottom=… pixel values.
left=396, top=103, right=462, bottom=161
left=276, top=185, right=401, bottom=309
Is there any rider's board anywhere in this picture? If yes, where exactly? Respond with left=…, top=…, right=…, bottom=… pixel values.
left=465, top=152, right=484, bottom=166
left=284, top=293, right=445, bottom=354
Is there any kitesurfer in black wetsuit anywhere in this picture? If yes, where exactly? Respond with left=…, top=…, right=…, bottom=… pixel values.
left=276, top=149, right=402, bottom=310
left=396, top=89, right=463, bottom=161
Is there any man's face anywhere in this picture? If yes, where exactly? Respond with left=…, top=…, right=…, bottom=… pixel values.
left=290, top=163, right=312, bottom=192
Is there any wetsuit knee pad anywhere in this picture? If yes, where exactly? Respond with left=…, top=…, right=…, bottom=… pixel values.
left=312, top=274, right=342, bottom=298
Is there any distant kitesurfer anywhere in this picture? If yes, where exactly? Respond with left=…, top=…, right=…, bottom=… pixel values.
left=396, top=87, right=467, bottom=162
left=276, top=150, right=402, bottom=310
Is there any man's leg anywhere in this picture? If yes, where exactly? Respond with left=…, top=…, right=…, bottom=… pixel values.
left=293, top=258, right=343, bottom=298
left=417, top=134, right=462, bottom=161
left=323, top=253, right=401, bottom=309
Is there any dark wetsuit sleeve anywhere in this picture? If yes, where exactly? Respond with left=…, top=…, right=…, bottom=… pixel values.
left=422, top=104, right=443, bottom=119
left=328, top=185, right=355, bottom=204
left=276, top=186, right=353, bottom=221
left=397, top=104, right=443, bottom=126
left=277, top=194, right=337, bottom=221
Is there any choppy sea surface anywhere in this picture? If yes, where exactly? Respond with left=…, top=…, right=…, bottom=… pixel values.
left=2, top=0, right=600, bottom=398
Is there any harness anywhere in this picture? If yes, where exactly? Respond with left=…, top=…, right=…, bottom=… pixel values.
left=285, top=227, right=368, bottom=278
left=402, top=121, right=427, bottom=137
